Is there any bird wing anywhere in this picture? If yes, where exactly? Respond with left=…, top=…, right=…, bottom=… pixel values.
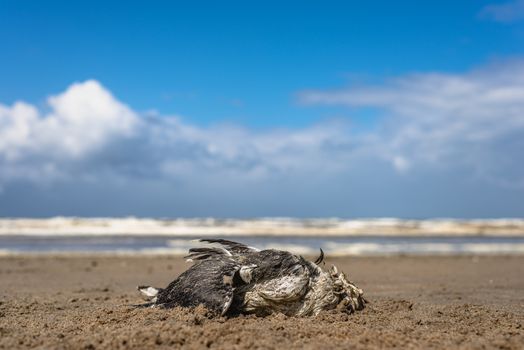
left=184, top=246, right=233, bottom=262
left=257, top=265, right=310, bottom=302
left=199, top=239, right=260, bottom=254
left=156, top=257, right=240, bottom=316
left=185, top=239, right=260, bottom=262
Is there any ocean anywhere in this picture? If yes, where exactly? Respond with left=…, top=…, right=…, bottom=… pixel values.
left=2, top=234, right=524, bottom=255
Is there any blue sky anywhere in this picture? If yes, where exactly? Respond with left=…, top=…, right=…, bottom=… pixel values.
left=2, top=0, right=522, bottom=127
left=1, top=0, right=524, bottom=218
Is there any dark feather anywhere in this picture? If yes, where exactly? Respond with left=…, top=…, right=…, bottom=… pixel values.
left=314, top=248, right=324, bottom=265
left=156, top=257, right=240, bottom=315
left=185, top=247, right=232, bottom=261
left=199, top=239, right=259, bottom=254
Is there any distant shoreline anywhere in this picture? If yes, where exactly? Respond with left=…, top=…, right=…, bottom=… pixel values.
left=1, top=217, right=524, bottom=236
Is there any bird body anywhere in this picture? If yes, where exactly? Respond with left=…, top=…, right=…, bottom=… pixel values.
left=138, top=239, right=366, bottom=317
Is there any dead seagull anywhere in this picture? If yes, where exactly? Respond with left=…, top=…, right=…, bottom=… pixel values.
left=137, top=239, right=366, bottom=317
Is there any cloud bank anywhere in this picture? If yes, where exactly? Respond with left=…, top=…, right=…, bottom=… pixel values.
left=300, top=60, right=524, bottom=188
left=0, top=80, right=361, bottom=187
left=1, top=60, right=524, bottom=217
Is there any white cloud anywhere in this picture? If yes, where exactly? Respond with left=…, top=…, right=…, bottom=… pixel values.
left=0, top=80, right=138, bottom=159
left=300, top=59, right=524, bottom=187
left=0, top=80, right=139, bottom=183
left=44, top=80, right=138, bottom=157
left=0, top=80, right=361, bottom=186
left=480, top=0, right=524, bottom=23
left=1, top=60, right=524, bottom=217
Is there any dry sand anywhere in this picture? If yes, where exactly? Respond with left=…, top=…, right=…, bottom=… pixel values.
left=0, top=255, right=523, bottom=349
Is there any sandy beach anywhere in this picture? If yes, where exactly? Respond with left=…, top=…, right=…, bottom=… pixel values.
left=1, top=255, right=523, bottom=349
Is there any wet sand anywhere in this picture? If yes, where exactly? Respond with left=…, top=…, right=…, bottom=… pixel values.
left=0, top=255, right=523, bottom=349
